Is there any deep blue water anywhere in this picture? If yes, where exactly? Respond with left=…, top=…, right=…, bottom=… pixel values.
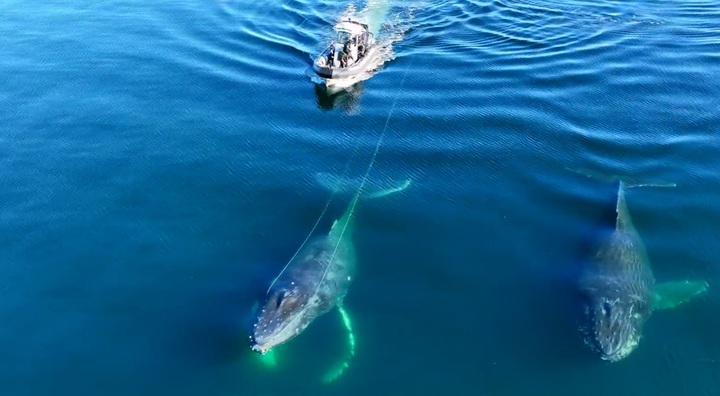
left=1, top=0, right=719, bottom=395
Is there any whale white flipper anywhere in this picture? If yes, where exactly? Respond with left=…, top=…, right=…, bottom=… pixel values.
left=651, top=280, right=709, bottom=311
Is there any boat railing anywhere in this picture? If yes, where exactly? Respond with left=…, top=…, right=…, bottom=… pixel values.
left=315, top=28, right=373, bottom=69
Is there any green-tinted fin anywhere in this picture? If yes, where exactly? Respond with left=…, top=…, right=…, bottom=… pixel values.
left=322, top=306, right=356, bottom=383
left=651, top=280, right=709, bottom=310
left=255, top=348, right=278, bottom=368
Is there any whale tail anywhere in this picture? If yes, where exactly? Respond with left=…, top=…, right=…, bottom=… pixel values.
left=315, top=171, right=412, bottom=200
left=652, top=280, right=709, bottom=311
left=566, top=166, right=676, bottom=231
left=318, top=171, right=412, bottom=241
left=565, top=166, right=677, bottom=188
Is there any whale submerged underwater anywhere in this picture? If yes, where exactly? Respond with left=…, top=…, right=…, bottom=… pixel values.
left=577, top=180, right=709, bottom=362
left=248, top=172, right=411, bottom=381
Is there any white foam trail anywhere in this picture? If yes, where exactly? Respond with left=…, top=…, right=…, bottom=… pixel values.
left=359, top=0, right=391, bottom=36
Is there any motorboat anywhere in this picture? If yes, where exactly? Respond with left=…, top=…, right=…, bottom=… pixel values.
left=313, top=19, right=380, bottom=90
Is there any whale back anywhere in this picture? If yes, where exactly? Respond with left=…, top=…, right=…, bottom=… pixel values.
left=578, top=182, right=655, bottom=362
left=250, top=234, right=355, bottom=354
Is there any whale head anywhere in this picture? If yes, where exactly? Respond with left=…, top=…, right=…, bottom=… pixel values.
left=581, top=292, right=649, bottom=362
left=249, top=285, right=314, bottom=354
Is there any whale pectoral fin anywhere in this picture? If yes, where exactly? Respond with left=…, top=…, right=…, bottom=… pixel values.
left=651, top=280, right=709, bottom=311
left=321, top=306, right=356, bottom=383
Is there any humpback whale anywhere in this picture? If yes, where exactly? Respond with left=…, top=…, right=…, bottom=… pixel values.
left=578, top=181, right=708, bottom=362
left=248, top=173, right=411, bottom=379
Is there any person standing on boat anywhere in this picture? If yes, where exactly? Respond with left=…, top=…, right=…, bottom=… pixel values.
left=349, top=37, right=358, bottom=62
left=327, top=46, right=335, bottom=68
left=340, top=52, right=348, bottom=68
left=357, top=35, right=365, bottom=58
left=342, top=40, right=356, bottom=66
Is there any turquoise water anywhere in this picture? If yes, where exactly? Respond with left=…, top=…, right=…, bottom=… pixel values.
left=1, top=0, right=718, bottom=395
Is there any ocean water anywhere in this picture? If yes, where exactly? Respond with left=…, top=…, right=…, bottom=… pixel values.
left=1, top=0, right=719, bottom=395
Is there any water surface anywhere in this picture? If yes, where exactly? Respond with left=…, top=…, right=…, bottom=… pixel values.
left=0, top=0, right=719, bottom=395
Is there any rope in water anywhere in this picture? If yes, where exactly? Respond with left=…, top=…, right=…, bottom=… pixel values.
left=256, top=58, right=413, bottom=380
left=315, top=58, right=414, bottom=383
left=257, top=0, right=361, bottom=294
left=265, top=133, right=365, bottom=294
left=314, top=56, right=413, bottom=296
